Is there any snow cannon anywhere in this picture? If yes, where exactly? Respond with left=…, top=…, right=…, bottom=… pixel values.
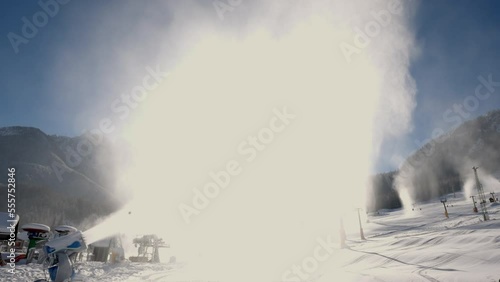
left=39, top=230, right=86, bottom=282
left=44, top=230, right=86, bottom=255
left=54, top=225, right=77, bottom=238
left=22, top=223, right=50, bottom=254
left=54, top=226, right=83, bottom=264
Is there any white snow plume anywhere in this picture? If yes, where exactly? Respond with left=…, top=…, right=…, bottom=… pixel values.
left=72, top=0, right=420, bottom=281
left=463, top=170, right=500, bottom=199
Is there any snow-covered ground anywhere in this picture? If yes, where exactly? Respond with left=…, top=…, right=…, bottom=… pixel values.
left=319, top=195, right=500, bottom=282
left=1, top=192, right=499, bottom=281
left=0, top=261, right=184, bottom=281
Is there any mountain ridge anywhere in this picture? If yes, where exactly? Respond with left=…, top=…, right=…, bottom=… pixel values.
left=369, top=109, right=500, bottom=211
left=0, top=126, right=121, bottom=227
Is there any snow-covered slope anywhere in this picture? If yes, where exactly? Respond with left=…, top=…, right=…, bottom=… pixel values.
left=319, top=195, right=500, bottom=282
left=1, top=192, right=499, bottom=281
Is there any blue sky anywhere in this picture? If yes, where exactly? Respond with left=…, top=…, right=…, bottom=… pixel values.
left=390, top=0, right=500, bottom=171
left=1, top=0, right=500, bottom=173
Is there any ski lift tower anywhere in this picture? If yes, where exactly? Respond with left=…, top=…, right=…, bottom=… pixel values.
left=130, top=235, right=169, bottom=263
left=472, top=166, right=489, bottom=221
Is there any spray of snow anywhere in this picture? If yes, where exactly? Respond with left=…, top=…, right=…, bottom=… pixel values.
left=80, top=1, right=418, bottom=280
left=463, top=171, right=500, bottom=199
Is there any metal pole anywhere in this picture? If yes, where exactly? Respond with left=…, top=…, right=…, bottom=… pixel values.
left=339, top=218, right=346, bottom=248
left=440, top=199, right=449, bottom=218
left=472, top=167, right=489, bottom=221
left=470, top=195, right=478, bottom=213
left=356, top=208, right=366, bottom=240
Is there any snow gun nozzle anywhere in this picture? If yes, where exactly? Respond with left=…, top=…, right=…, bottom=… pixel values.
left=44, top=231, right=87, bottom=255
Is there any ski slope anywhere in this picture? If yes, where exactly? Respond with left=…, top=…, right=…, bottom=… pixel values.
left=1, top=192, right=499, bottom=282
left=318, top=193, right=500, bottom=282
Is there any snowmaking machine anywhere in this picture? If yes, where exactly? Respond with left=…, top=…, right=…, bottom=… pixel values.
left=34, top=230, right=86, bottom=282
left=23, top=223, right=51, bottom=263
left=54, top=225, right=78, bottom=238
